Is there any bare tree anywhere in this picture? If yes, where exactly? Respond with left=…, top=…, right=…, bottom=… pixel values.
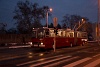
left=13, top=0, right=50, bottom=33
left=13, top=0, right=32, bottom=33
left=0, top=23, right=7, bottom=34
left=62, top=14, right=88, bottom=30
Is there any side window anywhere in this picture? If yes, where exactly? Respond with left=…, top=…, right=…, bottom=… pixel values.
left=70, top=33, right=73, bottom=37
left=45, top=31, right=49, bottom=35
left=65, top=32, right=70, bottom=37
left=45, top=29, right=50, bottom=37
left=50, top=30, right=55, bottom=37
left=77, top=33, right=82, bottom=37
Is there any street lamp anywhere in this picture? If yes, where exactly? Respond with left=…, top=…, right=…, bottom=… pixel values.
left=46, top=8, right=52, bottom=28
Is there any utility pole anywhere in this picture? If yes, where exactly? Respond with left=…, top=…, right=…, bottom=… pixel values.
left=53, top=17, right=58, bottom=52
left=98, top=0, right=100, bottom=28
left=97, top=0, right=100, bottom=43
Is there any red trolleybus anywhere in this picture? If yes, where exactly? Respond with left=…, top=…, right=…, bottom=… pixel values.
left=30, top=27, right=87, bottom=49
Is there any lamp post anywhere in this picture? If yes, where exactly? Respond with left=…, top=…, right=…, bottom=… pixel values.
left=97, top=0, right=100, bottom=44
left=98, top=0, right=100, bottom=38
left=46, top=8, right=52, bottom=28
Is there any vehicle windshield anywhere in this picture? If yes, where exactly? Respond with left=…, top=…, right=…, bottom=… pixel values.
left=32, top=28, right=49, bottom=38
left=32, top=31, right=37, bottom=38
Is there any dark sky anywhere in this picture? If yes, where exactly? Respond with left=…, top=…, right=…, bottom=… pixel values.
left=0, top=0, right=98, bottom=29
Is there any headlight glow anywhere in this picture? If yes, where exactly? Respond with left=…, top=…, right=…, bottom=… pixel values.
left=41, top=42, right=43, bottom=45
left=81, top=39, right=87, bottom=41
left=28, top=42, right=32, bottom=45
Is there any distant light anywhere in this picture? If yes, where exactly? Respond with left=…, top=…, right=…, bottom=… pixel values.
left=39, top=53, right=44, bottom=56
left=82, top=19, right=84, bottom=21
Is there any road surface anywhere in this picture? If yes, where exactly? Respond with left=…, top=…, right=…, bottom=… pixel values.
left=0, top=42, right=100, bottom=67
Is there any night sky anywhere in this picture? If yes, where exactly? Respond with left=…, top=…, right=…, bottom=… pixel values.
left=0, top=0, right=98, bottom=29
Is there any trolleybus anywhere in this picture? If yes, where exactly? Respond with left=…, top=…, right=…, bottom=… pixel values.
left=30, top=27, right=87, bottom=49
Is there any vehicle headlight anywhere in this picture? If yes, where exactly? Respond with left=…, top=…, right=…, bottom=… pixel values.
left=85, top=39, right=87, bottom=41
left=41, top=42, right=43, bottom=45
left=81, top=39, right=87, bottom=41
left=28, top=42, right=32, bottom=45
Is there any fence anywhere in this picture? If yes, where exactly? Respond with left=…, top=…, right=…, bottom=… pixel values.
left=0, top=34, right=32, bottom=44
